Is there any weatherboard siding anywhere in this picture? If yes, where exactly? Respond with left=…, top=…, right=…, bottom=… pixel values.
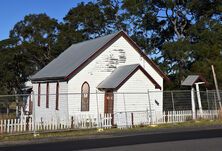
left=67, top=35, right=163, bottom=116
left=32, top=82, right=68, bottom=122
left=114, top=69, right=162, bottom=113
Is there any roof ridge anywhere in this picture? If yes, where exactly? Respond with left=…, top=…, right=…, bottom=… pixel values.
left=70, top=31, right=121, bottom=46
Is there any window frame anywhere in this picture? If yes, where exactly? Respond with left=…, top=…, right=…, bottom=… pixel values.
left=56, top=82, right=59, bottom=110
left=46, top=82, right=49, bottom=108
left=81, top=82, right=90, bottom=111
left=38, top=83, right=41, bottom=106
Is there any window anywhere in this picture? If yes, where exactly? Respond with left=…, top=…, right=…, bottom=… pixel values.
left=29, top=93, right=33, bottom=114
left=81, top=82, right=90, bottom=111
left=46, top=83, right=49, bottom=108
left=56, top=82, right=59, bottom=110
left=38, top=83, right=41, bottom=106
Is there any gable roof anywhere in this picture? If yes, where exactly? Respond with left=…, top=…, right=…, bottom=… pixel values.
left=31, top=31, right=169, bottom=82
left=181, top=75, right=208, bottom=86
left=31, top=32, right=119, bottom=81
left=97, top=64, right=161, bottom=91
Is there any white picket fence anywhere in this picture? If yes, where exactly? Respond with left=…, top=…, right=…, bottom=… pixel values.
left=196, top=110, right=219, bottom=119
left=69, top=113, right=112, bottom=129
left=115, top=109, right=220, bottom=128
left=0, top=110, right=220, bottom=133
left=160, top=110, right=193, bottom=123
left=0, top=113, right=112, bottom=134
left=115, top=111, right=154, bottom=128
left=0, top=117, right=33, bottom=134
left=163, top=110, right=219, bottom=123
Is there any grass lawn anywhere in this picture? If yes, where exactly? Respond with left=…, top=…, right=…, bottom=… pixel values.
left=1, top=119, right=222, bottom=142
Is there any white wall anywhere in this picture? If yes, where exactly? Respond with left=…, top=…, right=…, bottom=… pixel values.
left=32, top=82, right=68, bottom=122
left=113, top=69, right=163, bottom=124
left=67, top=36, right=163, bottom=116
left=114, top=69, right=154, bottom=113
left=114, top=69, right=162, bottom=113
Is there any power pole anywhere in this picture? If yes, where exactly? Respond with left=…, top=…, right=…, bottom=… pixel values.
left=211, top=65, right=221, bottom=108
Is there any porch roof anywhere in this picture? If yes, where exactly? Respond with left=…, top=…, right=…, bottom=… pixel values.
left=97, top=64, right=161, bottom=91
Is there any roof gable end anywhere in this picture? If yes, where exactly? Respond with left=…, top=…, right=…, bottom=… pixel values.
left=65, top=31, right=169, bottom=81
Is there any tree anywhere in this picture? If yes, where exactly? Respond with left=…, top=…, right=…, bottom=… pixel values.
left=10, top=14, right=60, bottom=71
left=0, top=14, right=60, bottom=94
left=122, top=0, right=222, bottom=88
left=0, top=38, right=26, bottom=94
left=63, top=1, right=124, bottom=40
left=160, top=0, right=222, bottom=88
left=54, top=24, right=86, bottom=55
left=189, top=19, right=222, bottom=89
left=0, top=0, right=221, bottom=94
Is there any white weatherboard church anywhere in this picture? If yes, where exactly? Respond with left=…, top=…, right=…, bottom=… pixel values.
left=31, top=31, right=169, bottom=125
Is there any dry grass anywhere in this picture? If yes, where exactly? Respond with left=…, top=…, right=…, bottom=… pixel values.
left=0, top=119, right=222, bottom=142
left=0, top=114, right=16, bottom=120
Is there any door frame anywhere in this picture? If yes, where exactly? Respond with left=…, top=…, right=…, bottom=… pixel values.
left=104, top=91, right=114, bottom=114
left=104, top=91, right=114, bottom=125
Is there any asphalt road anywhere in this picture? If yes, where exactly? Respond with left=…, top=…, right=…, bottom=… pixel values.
left=1, top=128, right=222, bottom=151
left=82, top=137, right=222, bottom=151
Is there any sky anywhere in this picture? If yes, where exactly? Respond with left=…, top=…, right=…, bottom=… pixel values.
left=0, top=0, right=91, bottom=40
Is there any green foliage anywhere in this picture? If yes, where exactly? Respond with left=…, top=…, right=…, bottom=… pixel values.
left=0, top=14, right=60, bottom=94
left=0, top=38, right=25, bottom=94
left=189, top=19, right=222, bottom=88
left=0, top=0, right=221, bottom=94
left=10, top=13, right=60, bottom=69
left=63, top=1, right=122, bottom=39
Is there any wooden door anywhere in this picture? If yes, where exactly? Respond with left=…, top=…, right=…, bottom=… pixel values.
left=104, top=91, right=114, bottom=114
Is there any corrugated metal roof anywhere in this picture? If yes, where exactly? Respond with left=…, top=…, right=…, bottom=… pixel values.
left=97, top=64, right=140, bottom=90
left=31, top=31, right=120, bottom=81
left=181, top=75, right=206, bottom=86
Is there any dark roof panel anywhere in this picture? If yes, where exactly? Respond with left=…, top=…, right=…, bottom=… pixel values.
left=31, top=32, right=119, bottom=81
left=97, top=64, right=139, bottom=90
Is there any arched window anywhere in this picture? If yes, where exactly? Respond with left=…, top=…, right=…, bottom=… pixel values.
left=81, top=82, right=90, bottom=111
